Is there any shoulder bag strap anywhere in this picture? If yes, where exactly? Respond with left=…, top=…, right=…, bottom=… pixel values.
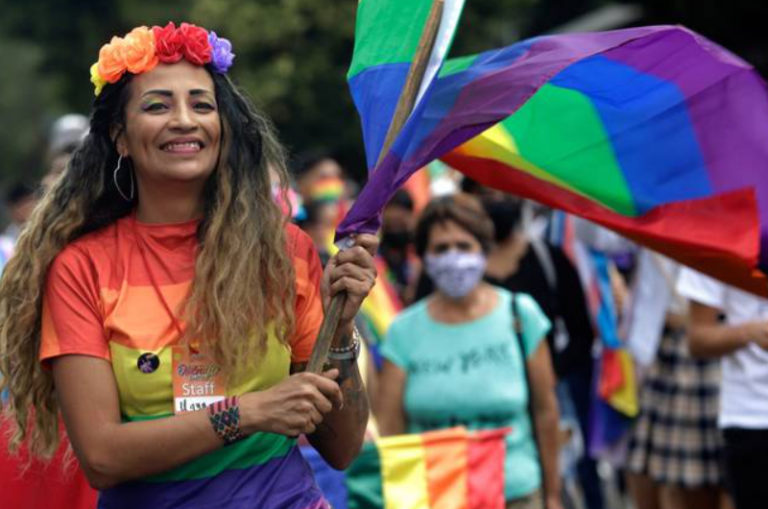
left=511, top=293, right=545, bottom=503
left=512, top=293, right=536, bottom=429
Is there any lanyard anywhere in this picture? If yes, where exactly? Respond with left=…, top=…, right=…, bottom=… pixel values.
left=131, top=217, right=190, bottom=348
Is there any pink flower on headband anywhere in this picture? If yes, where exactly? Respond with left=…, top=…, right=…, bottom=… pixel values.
left=208, top=31, right=235, bottom=73
left=178, top=23, right=211, bottom=66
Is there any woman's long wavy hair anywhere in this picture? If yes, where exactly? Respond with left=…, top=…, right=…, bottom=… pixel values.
left=0, top=66, right=296, bottom=457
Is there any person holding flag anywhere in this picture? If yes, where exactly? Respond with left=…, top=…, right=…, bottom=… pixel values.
left=0, top=23, right=376, bottom=508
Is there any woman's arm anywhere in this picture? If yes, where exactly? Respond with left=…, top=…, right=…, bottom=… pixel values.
left=54, top=355, right=220, bottom=490
left=527, top=341, right=562, bottom=509
left=306, top=234, right=379, bottom=468
left=294, top=326, right=370, bottom=469
left=375, top=359, right=407, bottom=436
left=54, top=355, right=342, bottom=490
left=687, top=300, right=768, bottom=358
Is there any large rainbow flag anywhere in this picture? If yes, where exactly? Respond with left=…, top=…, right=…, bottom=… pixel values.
left=301, top=427, right=509, bottom=509
left=340, top=22, right=768, bottom=297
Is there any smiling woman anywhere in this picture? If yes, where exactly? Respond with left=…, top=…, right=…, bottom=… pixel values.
left=121, top=64, right=221, bottom=189
left=0, top=22, right=376, bottom=509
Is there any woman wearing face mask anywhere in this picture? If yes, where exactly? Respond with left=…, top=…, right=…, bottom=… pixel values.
left=376, top=194, right=562, bottom=509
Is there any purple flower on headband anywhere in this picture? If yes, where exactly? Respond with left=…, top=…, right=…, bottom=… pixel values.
left=208, top=31, right=235, bottom=73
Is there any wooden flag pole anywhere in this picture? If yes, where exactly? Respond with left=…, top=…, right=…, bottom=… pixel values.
left=378, top=0, right=446, bottom=163
left=307, top=0, right=446, bottom=373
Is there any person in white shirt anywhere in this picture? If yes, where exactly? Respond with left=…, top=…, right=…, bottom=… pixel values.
left=624, top=255, right=725, bottom=509
left=677, top=268, right=768, bottom=509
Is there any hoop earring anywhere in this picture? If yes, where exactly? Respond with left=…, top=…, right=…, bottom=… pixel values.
left=113, top=155, right=135, bottom=201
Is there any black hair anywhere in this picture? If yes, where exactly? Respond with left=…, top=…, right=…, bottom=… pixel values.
left=5, top=182, right=36, bottom=206
left=292, top=150, right=337, bottom=179
left=460, top=175, right=482, bottom=194
left=386, top=188, right=414, bottom=212
left=483, top=198, right=523, bottom=243
left=297, top=199, right=325, bottom=228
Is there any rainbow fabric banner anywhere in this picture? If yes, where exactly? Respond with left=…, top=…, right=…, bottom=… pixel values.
left=362, top=257, right=404, bottom=343
left=302, top=427, right=508, bottom=509
left=349, top=0, right=466, bottom=167
left=340, top=25, right=768, bottom=297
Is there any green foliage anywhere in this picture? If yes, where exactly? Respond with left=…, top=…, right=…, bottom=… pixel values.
left=452, top=0, right=539, bottom=55
left=189, top=0, right=361, bottom=176
left=0, top=0, right=119, bottom=183
left=0, top=37, right=58, bottom=183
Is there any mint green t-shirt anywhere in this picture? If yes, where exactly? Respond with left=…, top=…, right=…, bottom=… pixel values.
left=380, top=288, right=551, bottom=500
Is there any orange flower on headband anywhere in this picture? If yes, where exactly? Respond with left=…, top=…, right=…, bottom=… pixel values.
left=122, top=26, right=158, bottom=74
left=97, top=36, right=128, bottom=83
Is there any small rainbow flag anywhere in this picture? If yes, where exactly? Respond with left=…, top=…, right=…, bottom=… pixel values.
left=308, top=176, right=346, bottom=204
left=360, top=257, right=404, bottom=343
left=548, top=216, right=638, bottom=453
left=302, top=427, right=509, bottom=509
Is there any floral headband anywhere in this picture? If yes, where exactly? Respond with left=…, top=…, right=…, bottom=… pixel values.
left=90, top=22, right=235, bottom=97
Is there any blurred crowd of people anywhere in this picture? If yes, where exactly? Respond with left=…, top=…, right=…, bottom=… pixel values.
left=283, top=154, right=766, bottom=509
left=2, top=111, right=768, bottom=509
left=279, top=151, right=767, bottom=509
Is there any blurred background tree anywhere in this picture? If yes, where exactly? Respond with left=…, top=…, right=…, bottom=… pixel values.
left=189, top=0, right=360, bottom=174
left=1, top=0, right=767, bottom=191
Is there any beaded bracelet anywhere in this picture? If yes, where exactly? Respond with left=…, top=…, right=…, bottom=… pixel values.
left=327, top=327, right=362, bottom=361
left=208, top=396, right=246, bottom=445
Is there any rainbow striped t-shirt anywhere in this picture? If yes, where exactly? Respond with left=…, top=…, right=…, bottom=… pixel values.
left=40, top=215, right=328, bottom=509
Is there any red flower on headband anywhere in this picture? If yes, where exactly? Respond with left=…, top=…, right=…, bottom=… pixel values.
left=179, top=22, right=211, bottom=66
left=153, top=22, right=184, bottom=63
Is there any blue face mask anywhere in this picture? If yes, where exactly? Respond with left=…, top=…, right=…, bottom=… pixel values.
left=424, top=250, right=487, bottom=299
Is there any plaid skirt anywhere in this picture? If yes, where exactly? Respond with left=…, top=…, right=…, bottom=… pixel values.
left=627, top=328, right=723, bottom=487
